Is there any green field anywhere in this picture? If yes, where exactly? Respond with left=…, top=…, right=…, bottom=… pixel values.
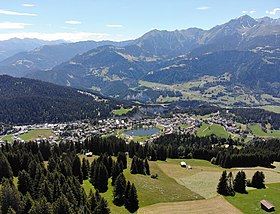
left=0, top=129, right=54, bottom=142
left=112, top=107, right=134, bottom=116
left=249, top=123, right=280, bottom=138
left=196, top=123, right=230, bottom=138
left=258, top=105, right=280, bottom=114
left=20, top=129, right=54, bottom=141
left=226, top=183, right=280, bottom=214
left=82, top=157, right=203, bottom=214
left=0, top=134, right=14, bottom=142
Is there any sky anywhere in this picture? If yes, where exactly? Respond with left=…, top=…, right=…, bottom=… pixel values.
left=0, top=0, right=279, bottom=42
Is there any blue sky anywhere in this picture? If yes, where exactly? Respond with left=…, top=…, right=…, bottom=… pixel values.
left=0, top=0, right=279, bottom=42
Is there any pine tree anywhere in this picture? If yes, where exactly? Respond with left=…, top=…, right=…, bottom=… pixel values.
left=82, top=158, right=90, bottom=180
left=117, top=152, right=127, bottom=169
left=0, top=152, right=13, bottom=180
left=130, top=157, right=138, bottom=174
left=0, top=180, right=21, bottom=214
left=88, top=190, right=97, bottom=212
left=113, top=173, right=127, bottom=206
left=53, top=194, right=75, bottom=214
left=18, top=193, right=33, bottom=214
left=95, top=162, right=109, bottom=193
left=18, top=170, right=32, bottom=195
left=72, top=155, right=83, bottom=184
left=217, top=171, right=229, bottom=196
left=94, top=197, right=110, bottom=214
left=29, top=197, right=52, bottom=214
left=125, top=183, right=139, bottom=213
left=227, top=172, right=235, bottom=196
left=233, top=171, right=247, bottom=193
left=124, top=181, right=131, bottom=207
left=112, top=161, right=123, bottom=186
left=47, top=157, right=57, bottom=172
left=251, top=171, right=265, bottom=189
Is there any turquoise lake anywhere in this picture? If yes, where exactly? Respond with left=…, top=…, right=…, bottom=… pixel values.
left=124, top=127, right=160, bottom=136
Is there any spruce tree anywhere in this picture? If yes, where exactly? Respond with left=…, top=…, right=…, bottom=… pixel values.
left=18, top=170, right=32, bottom=195
left=72, top=155, right=83, bottom=184
left=53, top=194, right=75, bottom=214
left=217, top=171, right=229, bottom=196
left=233, top=171, right=247, bottom=193
left=0, top=152, right=13, bottom=180
left=82, top=158, right=89, bottom=180
left=95, top=162, right=109, bottom=193
left=94, top=197, right=110, bottom=214
left=125, top=183, right=139, bottom=213
left=227, top=172, right=235, bottom=196
left=113, top=173, right=126, bottom=206
left=112, top=161, right=123, bottom=186
left=117, top=152, right=127, bottom=169
left=29, top=197, right=52, bottom=214
left=251, top=171, right=265, bottom=189
left=88, top=190, right=97, bottom=212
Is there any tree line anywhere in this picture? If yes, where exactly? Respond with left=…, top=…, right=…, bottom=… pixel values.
left=217, top=170, right=265, bottom=196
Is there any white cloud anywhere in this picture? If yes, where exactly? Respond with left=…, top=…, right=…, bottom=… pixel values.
left=242, top=9, right=256, bottom=14
left=0, top=22, right=31, bottom=29
left=65, top=20, right=81, bottom=25
left=196, top=6, right=209, bottom=11
left=22, top=4, right=35, bottom=7
left=0, top=32, right=112, bottom=42
left=266, top=8, right=280, bottom=15
left=106, top=24, right=123, bottom=28
left=0, top=9, right=37, bottom=16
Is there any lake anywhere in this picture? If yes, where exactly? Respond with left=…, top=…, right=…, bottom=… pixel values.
left=124, top=127, right=160, bottom=136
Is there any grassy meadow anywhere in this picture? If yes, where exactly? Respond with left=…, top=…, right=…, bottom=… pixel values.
left=196, top=122, right=230, bottom=139
left=112, top=107, right=134, bottom=116
left=80, top=150, right=280, bottom=214
left=0, top=129, right=54, bottom=142
left=226, top=183, right=280, bottom=214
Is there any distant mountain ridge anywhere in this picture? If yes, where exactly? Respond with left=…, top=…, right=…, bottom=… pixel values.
left=0, top=75, right=119, bottom=124
left=0, top=38, right=64, bottom=62
left=1, top=15, right=280, bottom=104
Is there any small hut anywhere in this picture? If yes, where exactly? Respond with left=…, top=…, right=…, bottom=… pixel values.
left=86, top=152, right=93, bottom=157
left=260, top=200, right=275, bottom=212
left=180, top=161, right=187, bottom=168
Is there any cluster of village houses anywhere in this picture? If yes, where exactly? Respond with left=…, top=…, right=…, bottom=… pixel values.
left=0, top=112, right=247, bottom=145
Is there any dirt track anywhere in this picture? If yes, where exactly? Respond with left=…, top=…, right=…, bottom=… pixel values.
left=138, top=196, right=243, bottom=214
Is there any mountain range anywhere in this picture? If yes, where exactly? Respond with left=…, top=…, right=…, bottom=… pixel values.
left=0, top=38, right=64, bottom=62
left=0, top=75, right=119, bottom=124
left=0, top=15, right=279, bottom=105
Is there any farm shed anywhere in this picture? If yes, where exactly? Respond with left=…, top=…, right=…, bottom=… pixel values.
left=260, top=200, right=275, bottom=212
left=86, top=152, right=93, bottom=157
left=180, top=161, right=187, bottom=167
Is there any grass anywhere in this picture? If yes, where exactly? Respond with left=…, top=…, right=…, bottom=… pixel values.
left=196, top=123, right=230, bottom=139
left=81, top=157, right=203, bottom=214
left=258, top=105, right=280, bottom=114
left=0, top=129, right=54, bottom=142
left=139, top=196, right=243, bottom=214
left=112, top=107, right=134, bottom=116
left=178, top=123, right=192, bottom=129
left=226, top=183, right=280, bottom=214
left=249, top=123, right=280, bottom=138
left=0, top=134, right=14, bottom=142
left=157, top=159, right=280, bottom=199
left=20, top=129, right=54, bottom=141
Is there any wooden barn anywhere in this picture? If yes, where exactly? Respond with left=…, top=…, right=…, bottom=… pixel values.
left=260, top=200, right=275, bottom=212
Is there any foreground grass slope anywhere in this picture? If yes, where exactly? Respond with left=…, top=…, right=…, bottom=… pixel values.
left=226, top=183, right=280, bottom=214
